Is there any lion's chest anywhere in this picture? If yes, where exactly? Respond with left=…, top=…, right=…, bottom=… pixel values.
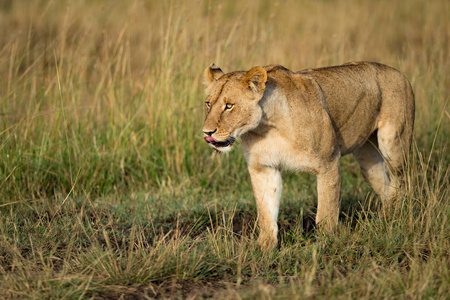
left=242, top=132, right=323, bottom=175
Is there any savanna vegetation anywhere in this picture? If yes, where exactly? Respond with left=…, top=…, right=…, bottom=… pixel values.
left=0, top=0, right=448, bottom=298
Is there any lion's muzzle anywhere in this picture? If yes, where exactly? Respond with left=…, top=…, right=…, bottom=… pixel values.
left=204, top=136, right=218, bottom=143
left=204, top=136, right=236, bottom=148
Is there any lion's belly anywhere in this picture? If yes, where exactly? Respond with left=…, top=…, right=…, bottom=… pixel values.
left=323, top=89, right=381, bottom=155
left=329, top=99, right=380, bottom=155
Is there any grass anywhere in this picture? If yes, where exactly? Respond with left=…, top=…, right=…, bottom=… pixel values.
left=0, top=0, right=449, bottom=298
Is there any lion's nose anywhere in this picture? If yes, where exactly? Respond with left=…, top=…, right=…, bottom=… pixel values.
left=203, top=128, right=217, bottom=136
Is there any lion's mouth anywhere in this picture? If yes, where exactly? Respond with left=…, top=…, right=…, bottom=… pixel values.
left=204, top=136, right=236, bottom=148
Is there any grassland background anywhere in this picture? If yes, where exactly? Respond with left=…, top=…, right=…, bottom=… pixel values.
left=0, top=0, right=448, bottom=298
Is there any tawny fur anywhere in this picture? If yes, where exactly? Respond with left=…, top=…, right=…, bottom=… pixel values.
left=202, top=62, right=415, bottom=250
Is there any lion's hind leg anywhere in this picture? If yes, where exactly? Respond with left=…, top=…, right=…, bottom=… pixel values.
left=376, top=121, right=412, bottom=202
left=353, top=133, right=392, bottom=203
left=354, top=122, right=412, bottom=204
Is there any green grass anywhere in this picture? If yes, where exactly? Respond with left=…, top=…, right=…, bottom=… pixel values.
left=0, top=0, right=449, bottom=298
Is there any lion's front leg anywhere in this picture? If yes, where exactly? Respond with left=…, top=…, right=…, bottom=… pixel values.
left=248, top=165, right=282, bottom=251
left=316, top=158, right=341, bottom=230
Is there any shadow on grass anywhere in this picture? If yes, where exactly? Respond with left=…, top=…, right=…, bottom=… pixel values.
left=0, top=192, right=405, bottom=299
left=153, top=193, right=379, bottom=245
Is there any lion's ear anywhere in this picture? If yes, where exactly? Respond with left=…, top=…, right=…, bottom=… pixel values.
left=243, top=67, right=267, bottom=97
left=203, top=63, right=224, bottom=86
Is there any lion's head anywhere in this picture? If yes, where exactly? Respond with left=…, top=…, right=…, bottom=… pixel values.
left=202, top=64, right=268, bottom=153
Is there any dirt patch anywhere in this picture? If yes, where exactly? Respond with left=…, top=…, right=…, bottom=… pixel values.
left=90, top=281, right=229, bottom=299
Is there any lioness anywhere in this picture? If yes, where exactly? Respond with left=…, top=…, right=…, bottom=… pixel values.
left=202, top=62, right=415, bottom=249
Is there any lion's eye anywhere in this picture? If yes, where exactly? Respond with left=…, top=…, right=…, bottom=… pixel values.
left=225, top=103, right=234, bottom=110
left=205, top=102, right=211, bottom=108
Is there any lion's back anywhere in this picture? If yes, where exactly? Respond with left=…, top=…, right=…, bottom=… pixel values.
left=294, top=62, right=414, bottom=154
